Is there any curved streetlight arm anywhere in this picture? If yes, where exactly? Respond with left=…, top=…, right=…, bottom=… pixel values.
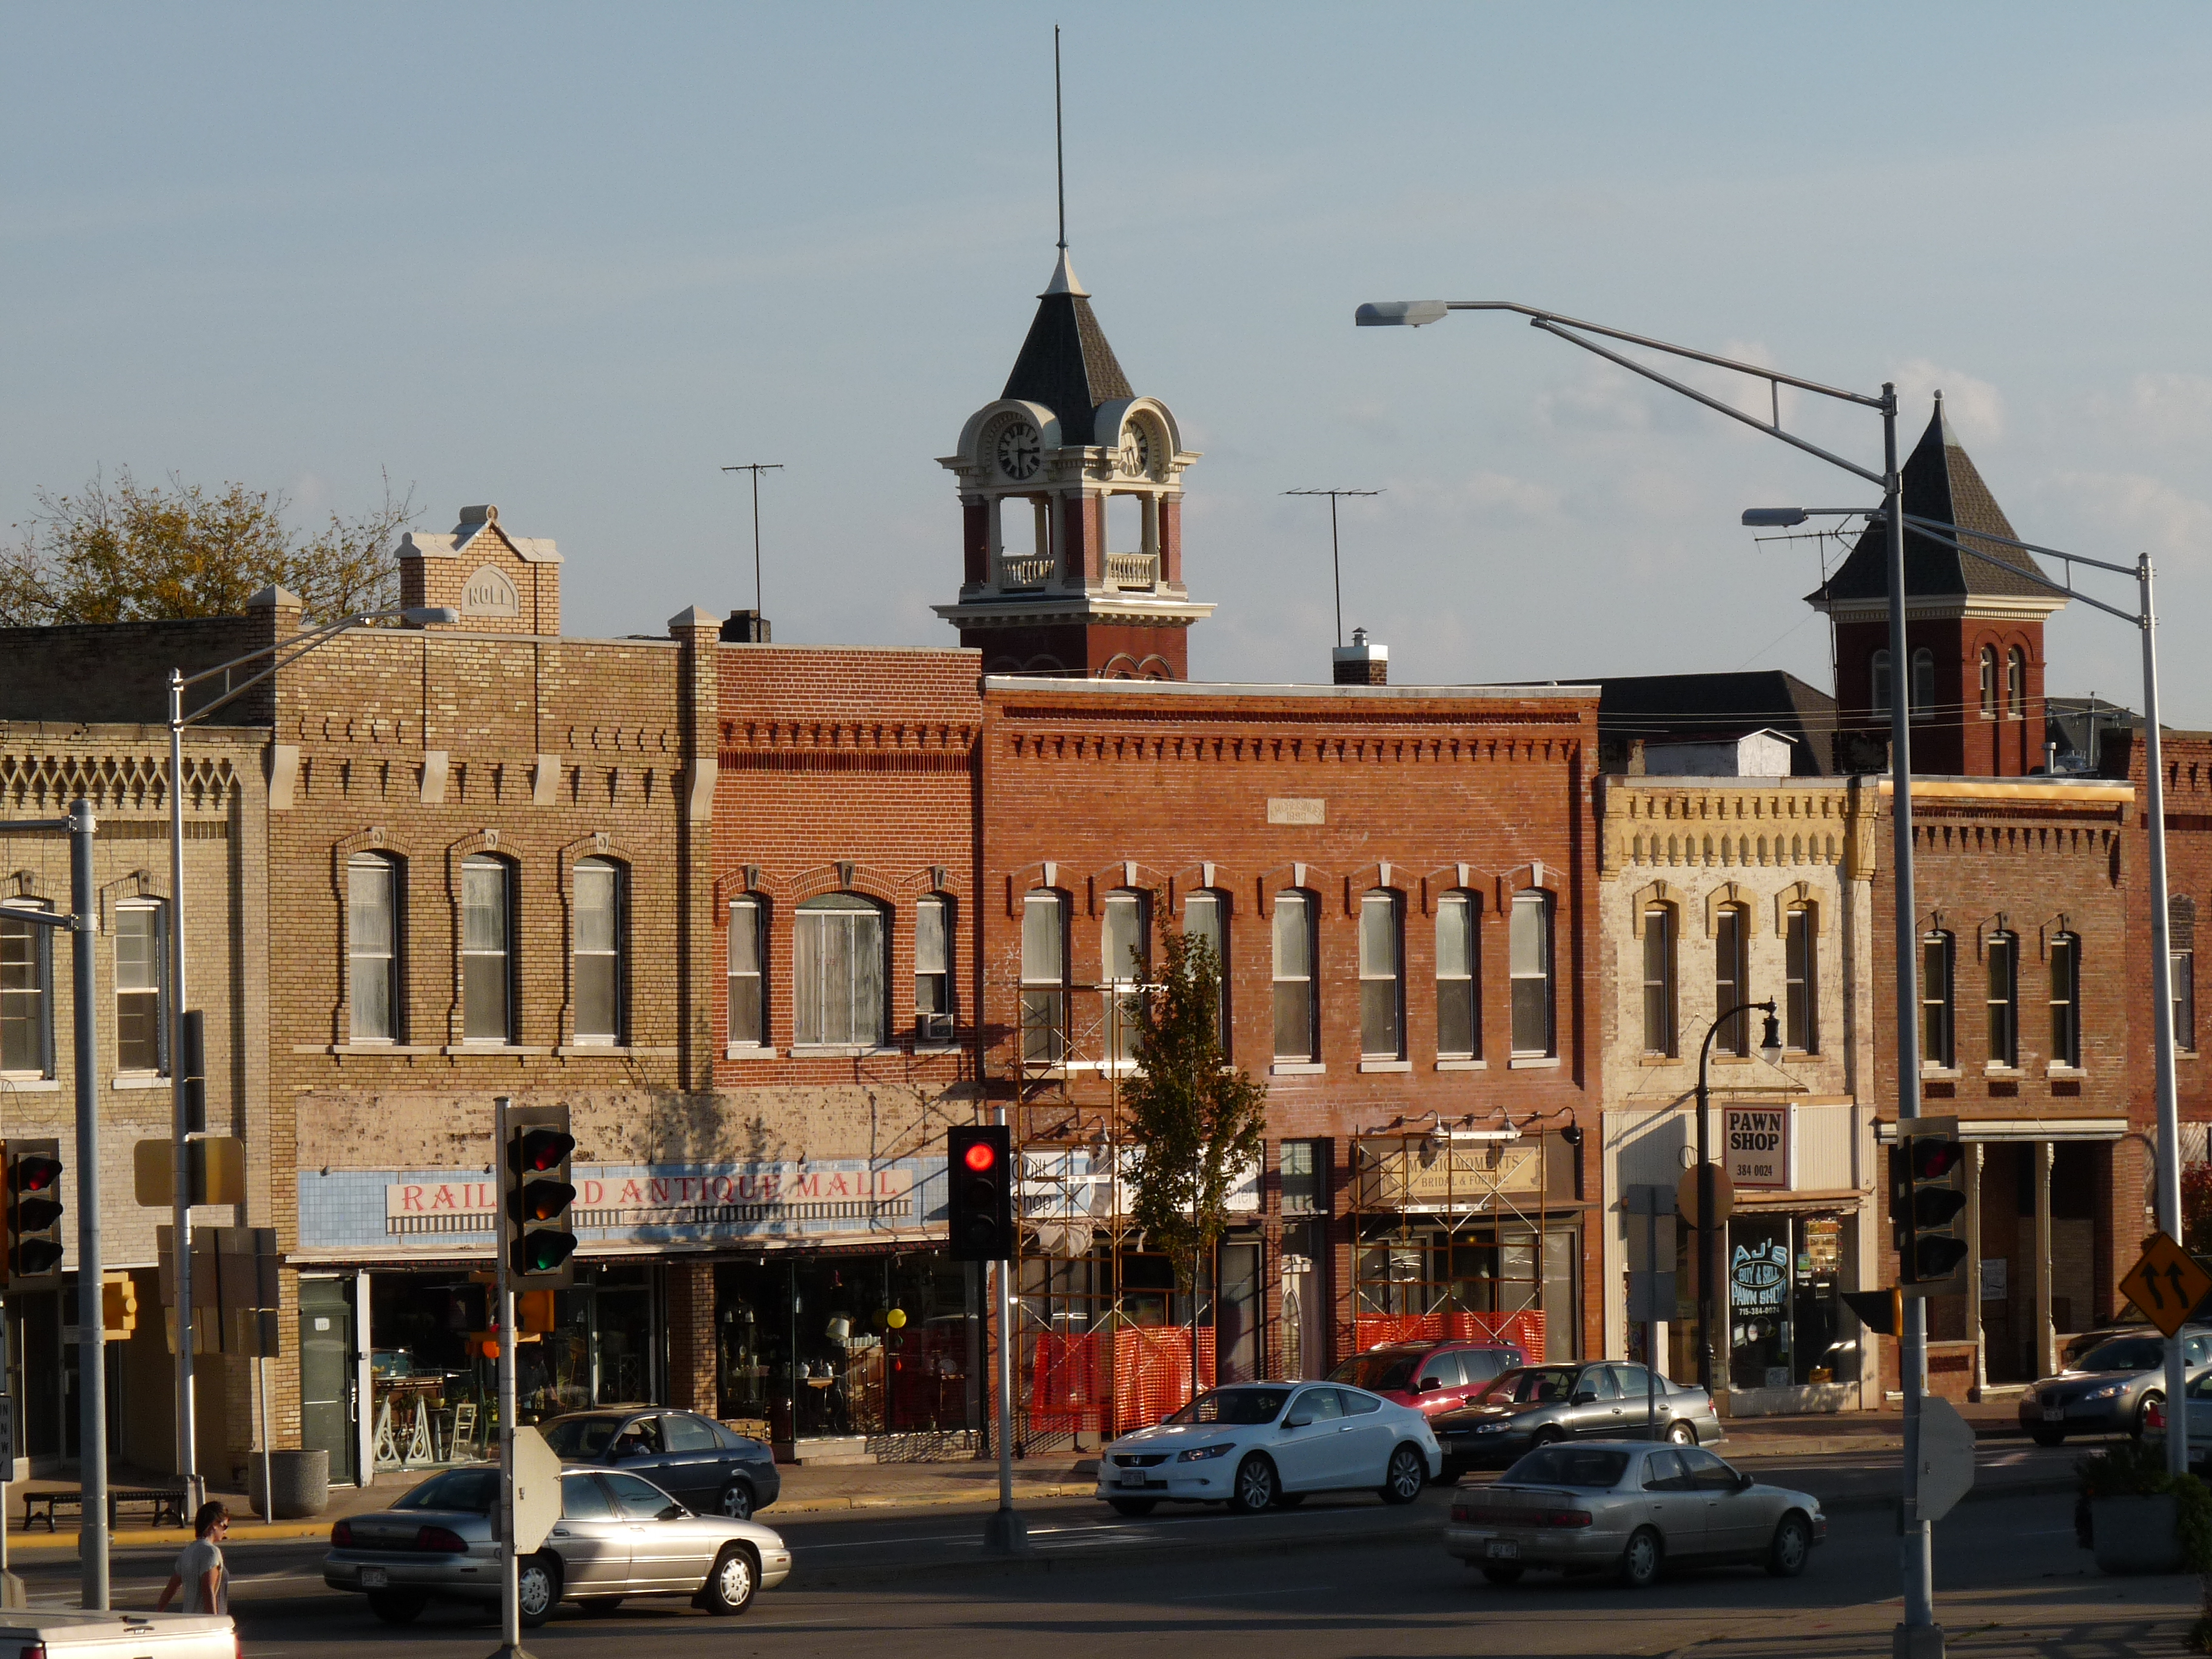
left=175, top=605, right=457, bottom=727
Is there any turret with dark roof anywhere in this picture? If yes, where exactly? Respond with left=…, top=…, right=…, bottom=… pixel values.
left=998, top=251, right=1134, bottom=448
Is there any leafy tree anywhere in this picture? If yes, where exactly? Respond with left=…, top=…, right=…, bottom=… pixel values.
left=1, top=468, right=416, bottom=627
left=1123, top=915, right=1269, bottom=1389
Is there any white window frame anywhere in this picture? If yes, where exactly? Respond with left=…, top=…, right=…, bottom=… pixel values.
left=0, top=901, right=56, bottom=1079
left=793, top=894, right=888, bottom=1050
left=114, top=899, right=169, bottom=1074
left=1640, top=904, right=1674, bottom=1058
left=1508, top=891, right=1553, bottom=1058
left=1184, top=889, right=1231, bottom=1054
left=1435, top=891, right=1480, bottom=1061
left=347, top=853, right=401, bottom=1045
left=1358, top=890, right=1404, bottom=1060
left=1021, top=890, right=1068, bottom=1067
left=726, top=895, right=768, bottom=1050
left=915, top=894, right=955, bottom=1047
left=572, top=857, right=626, bottom=1045
left=1272, top=890, right=1318, bottom=1062
left=461, top=853, right=515, bottom=1045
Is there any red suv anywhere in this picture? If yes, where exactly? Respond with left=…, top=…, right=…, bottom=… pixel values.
left=1327, top=1340, right=1527, bottom=1418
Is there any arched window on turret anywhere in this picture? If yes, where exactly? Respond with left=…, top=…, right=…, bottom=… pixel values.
left=1871, top=650, right=1892, bottom=717
left=1911, top=649, right=1935, bottom=720
left=1979, top=646, right=1998, bottom=719
left=2006, top=648, right=2026, bottom=719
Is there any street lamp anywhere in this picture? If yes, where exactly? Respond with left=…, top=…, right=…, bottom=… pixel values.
left=1357, top=298, right=1943, bottom=1645
left=164, top=601, right=455, bottom=1505
left=1745, top=500, right=2189, bottom=1472
left=1693, top=1002, right=1782, bottom=1398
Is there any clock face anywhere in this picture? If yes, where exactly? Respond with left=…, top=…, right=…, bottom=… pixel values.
left=995, top=422, right=1042, bottom=481
left=1119, top=424, right=1153, bottom=478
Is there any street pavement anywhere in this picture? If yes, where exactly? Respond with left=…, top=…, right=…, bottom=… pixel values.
left=9, top=1438, right=2179, bottom=1658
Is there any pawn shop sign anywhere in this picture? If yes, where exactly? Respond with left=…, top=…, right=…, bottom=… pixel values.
left=2119, top=1232, right=2212, bottom=1339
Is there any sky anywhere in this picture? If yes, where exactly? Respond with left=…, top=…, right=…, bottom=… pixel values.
left=7, top=4, right=2212, bottom=722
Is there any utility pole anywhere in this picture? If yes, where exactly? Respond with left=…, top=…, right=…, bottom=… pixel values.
left=1283, top=489, right=1382, bottom=646
left=720, top=464, right=784, bottom=617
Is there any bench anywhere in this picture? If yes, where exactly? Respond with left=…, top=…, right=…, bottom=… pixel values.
left=22, top=1487, right=189, bottom=1533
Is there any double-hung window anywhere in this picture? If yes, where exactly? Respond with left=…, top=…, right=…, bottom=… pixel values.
left=1272, top=891, right=1318, bottom=1062
left=461, top=854, right=515, bottom=1044
left=1713, top=904, right=1748, bottom=1055
left=1509, top=891, right=1553, bottom=1057
left=115, top=901, right=167, bottom=1073
left=1640, top=905, right=1675, bottom=1057
left=1358, top=891, right=1403, bottom=1060
left=1436, top=891, right=1480, bottom=1060
left=2174, top=898, right=2197, bottom=1053
left=347, top=854, right=401, bottom=1043
left=573, top=857, right=625, bottom=1044
left=727, top=896, right=766, bottom=1048
left=1922, top=930, right=1956, bottom=1069
left=1101, top=890, right=1149, bottom=1065
left=1280, top=1139, right=1322, bottom=1214
left=1783, top=906, right=1817, bottom=1053
left=1985, top=929, right=2018, bottom=1068
left=1184, top=890, right=1230, bottom=1053
left=2049, top=932, right=2080, bottom=1068
left=0, top=903, right=55, bottom=1078
left=915, top=894, right=954, bottom=1045
left=1021, top=891, right=1068, bottom=1065
left=794, top=895, right=886, bottom=1048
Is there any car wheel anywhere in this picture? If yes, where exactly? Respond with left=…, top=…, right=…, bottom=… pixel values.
left=1619, top=1526, right=1663, bottom=1589
left=2136, top=1393, right=2166, bottom=1439
left=577, top=1596, right=625, bottom=1615
left=1229, top=1453, right=1278, bottom=1515
left=517, top=1553, right=562, bottom=1629
left=1767, top=1512, right=1812, bottom=1579
left=366, top=1590, right=426, bottom=1625
left=1533, top=1426, right=1567, bottom=1447
left=2030, top=1426, right=2066, bottom=1449
left=1107, top=1496, right=1157, bottom=1517
left=717, top=1479, right=756, bottom=1521
left=1480, top=1564, right=1523, bottom=1586
left=1665, top=1420, right=1697, bottom=1446
left=1380, top=1444, right=1426, bottom=1505
left=703, top=1543, right=759, bottom=1615
left=1275, top=1491, right=1306, bottom=1508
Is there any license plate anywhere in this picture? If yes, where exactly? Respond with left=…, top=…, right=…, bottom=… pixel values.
left=2042, top=1409, right=2065, bottom=1423
left=1486, top=1540, right=1520, bottom=1561
left=1119, top=1469, right=1147, bottom=1487
left=360, top=1567, right=389, bottom=1589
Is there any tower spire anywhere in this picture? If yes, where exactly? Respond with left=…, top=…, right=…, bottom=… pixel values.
left=1054, top=24, right=1067, bottom=252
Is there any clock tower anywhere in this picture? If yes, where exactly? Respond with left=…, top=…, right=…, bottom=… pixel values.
left=934, top=250, right=1213, bottom=677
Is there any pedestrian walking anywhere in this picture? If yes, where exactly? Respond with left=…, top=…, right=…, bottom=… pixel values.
left=156, top=1501, right=230, bottom=1615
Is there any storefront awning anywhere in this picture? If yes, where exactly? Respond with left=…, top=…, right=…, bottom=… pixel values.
left=1872, top=1117, right=2128, bottom=1144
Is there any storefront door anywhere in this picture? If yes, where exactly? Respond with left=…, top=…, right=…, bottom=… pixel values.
left=299, top=1276, right=358, bottom=1485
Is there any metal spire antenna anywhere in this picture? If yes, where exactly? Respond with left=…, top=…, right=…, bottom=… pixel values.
left=720, top=462, right=784, bottom=615
left=1054, top=25, right=1067, bottom=250
left=1284, top=489, right=1383, bottom=646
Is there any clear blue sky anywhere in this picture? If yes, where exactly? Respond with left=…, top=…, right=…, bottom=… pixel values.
left=7, top=4, right=2211, bottom=722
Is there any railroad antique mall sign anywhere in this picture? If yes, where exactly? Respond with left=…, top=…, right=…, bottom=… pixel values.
left=1722, top=1104, right=1797, bottom=1191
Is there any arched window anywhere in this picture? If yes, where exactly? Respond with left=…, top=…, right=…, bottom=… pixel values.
left=1979, top=647, right=1998, bottom=718
left=1509, top=891, right=1554, bottom=1057
left=1714, top=902, right=1749, bottom=1055
left=0, top=900, right=56, bottom=1079
left=914, top=894, right=955, bottom=1045
left=2173, top=897, right=2197, bottom=1053
left=2048, top=932, right=2080, bottom=1068
left=1272, top=890, right=1318, bottom=1062
left=1921, top=930, right=1956, bottom=1069
left=1436, top=891, right=1480, bottom=1061
left=572, top=857, right=626, bottom=1044
left=1358, top=890, right=1404, bottom=1060
left=1184, top=889, right=1232, bottom=1053
left=1871, top=650, right=1892, bottom=716
left=1021, top=890, right=1068, bottom=1065
left=1640, top=903, right=1675, bottom=1058
left=1102, top=888, right=1150, bottom=1064
left=347, top=852, right=402, bottom=1044
left=794, top=894, right=886, bottom=1048
left=1784, top=905, right=1817, bottom=1053
left=2006, top=648, right=2026, bottom=719
left=1911, top=649, right=1935, bottom=719
left=1985, top=928, right=2018, bottom=1068
left=727, top=894, right=768, bottom=1049
left=461, top=854, right=515, bottom=1044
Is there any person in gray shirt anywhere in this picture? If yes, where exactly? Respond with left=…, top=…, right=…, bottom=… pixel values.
left=156, top=1501, right=229, bottom=1615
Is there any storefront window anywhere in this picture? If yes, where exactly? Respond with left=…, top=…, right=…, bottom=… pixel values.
left=1725, top=1213, right=1843, bottom=1390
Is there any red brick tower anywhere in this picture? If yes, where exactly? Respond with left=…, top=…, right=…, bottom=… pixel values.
left=934, top=250, right=1213, bottom=677
left=1809, top=397, right=2064, bottom=776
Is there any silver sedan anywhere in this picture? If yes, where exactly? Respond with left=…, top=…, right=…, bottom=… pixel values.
left=1444, top=1441, right=1825, bottom=1587
left=324, top=1463, right=793, bottom=1627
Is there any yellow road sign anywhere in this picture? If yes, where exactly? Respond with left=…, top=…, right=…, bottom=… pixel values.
left=2119, top=1231, right=2212, bottom=1338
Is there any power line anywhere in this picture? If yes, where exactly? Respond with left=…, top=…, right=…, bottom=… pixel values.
left=1283, top=488, right=1382, bottom=648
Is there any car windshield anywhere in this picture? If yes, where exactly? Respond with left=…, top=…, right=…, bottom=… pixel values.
left=2075, top=1337, right=2164, bottom=1374
left=540, top=1416, right=623, bottom=1458
left=1504, top=1447, right=1632, bottom=1489
left=1329, top=1352, right=1419, bottom=1392
left=1481, top=1367, right=1578, bottom=1405
left=1167, top=1387, right=1293, bottom=1426
left=393, top=1467, right=497, bottom=1513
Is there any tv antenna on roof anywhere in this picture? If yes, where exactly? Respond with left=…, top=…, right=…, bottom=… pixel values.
left=720, top=462, right=784, bottom=616
left=1284, top=489, right=1383, bottom=647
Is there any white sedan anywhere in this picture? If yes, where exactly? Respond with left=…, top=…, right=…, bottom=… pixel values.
left=1097, top=1382, right=1443, bottom=1515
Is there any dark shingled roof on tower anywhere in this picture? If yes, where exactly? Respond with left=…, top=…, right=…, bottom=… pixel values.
left=1808, top=400, right=2053, bottom=605
left=1000, top=265, right=1134, bottom=448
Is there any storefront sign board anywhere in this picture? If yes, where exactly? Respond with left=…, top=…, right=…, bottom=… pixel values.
left=1353, top=1140, right=1544, bottom=1212
left=1723, top=1104, right=1795, bottom=1191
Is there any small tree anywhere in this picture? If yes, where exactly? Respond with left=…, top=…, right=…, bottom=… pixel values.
left=1, top=468, right=416, bottom=627
left=1123, top=917, right=1268, bottom=1399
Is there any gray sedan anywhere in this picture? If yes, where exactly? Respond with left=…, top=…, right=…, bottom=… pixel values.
left=323, top=1463, right=793, bottom=1627
left=2019, top=1328, right=2212, bottom=1446
left=1435, top=1363, right=1721, bottom=1476
left=1444, top=1441, right=1825, bottom=1587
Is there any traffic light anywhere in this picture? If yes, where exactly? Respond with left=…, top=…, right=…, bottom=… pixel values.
left=499, top=1105, right=578, bottom=1285
left=102, top=1272, right=139, bottom=1341
left=1897, top=1118, right=1969, bottom=1287
left=946, top=1125, right=1014, bottom=1262
left=4, top=1139, right=64, bottom=1288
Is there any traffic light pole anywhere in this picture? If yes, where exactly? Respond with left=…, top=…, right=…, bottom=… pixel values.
left=985, top=1111, right=1027, bottom=1555
left=70, top=802, right=109, bottom=1610
left=494, top=1095, right=525, bottom=1659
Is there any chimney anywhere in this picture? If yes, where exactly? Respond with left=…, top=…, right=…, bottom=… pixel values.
left=721, top=609, right=772, bottom=644
left=1332, top=626, right=1387, bottom=686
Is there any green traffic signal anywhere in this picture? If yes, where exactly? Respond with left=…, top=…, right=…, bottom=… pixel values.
left=514, top=1230, right=580, bottom=1275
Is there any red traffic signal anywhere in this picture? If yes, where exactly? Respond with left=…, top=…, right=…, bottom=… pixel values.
left=963, top=1141, right=997, bottom=1173
left=512, top=1128, right=576, bottom=1175
left=1897, top=1120, right=1968, bottom=1287
left=947, top=1125, right=1014, bottom=1262
left=4, top=1141, right=65, bottom=1287
left=499, top=1106, right=579, bottom=1285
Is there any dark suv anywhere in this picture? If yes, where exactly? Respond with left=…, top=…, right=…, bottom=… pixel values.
left=1327, top=1341, right=1526, bottom=1419
left=538, top=1407, right=782, bottom=1520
